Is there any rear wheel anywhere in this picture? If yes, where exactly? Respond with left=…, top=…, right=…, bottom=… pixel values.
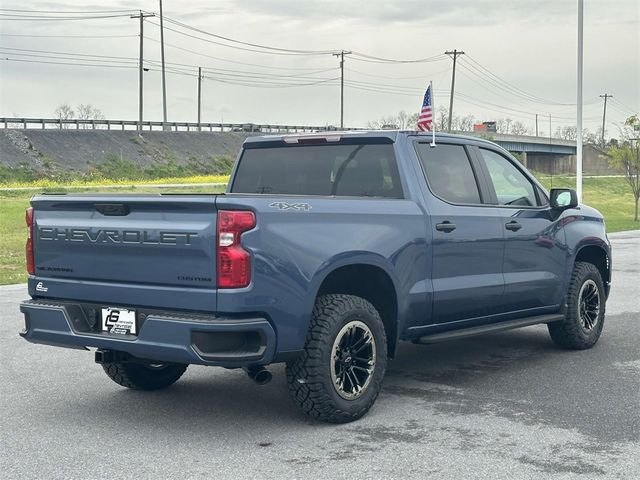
left=286, top=294, right=387, bottom=423
left=102, top=361, right=187, bottom=390
left=548, top=261, right=606, bottom=350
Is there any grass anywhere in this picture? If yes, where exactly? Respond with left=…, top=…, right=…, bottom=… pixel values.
left=0, top=176, right=637, bottom=285
left=0, top=174, right=230, bottom=190
left=536, top=175, right=638, bottom=233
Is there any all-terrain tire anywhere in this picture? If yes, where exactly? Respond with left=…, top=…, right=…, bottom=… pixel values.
left=548, top=261, right=606, bottom=350
left=102, top=362, right=188, bottom=390
left=286, top=294, right=387, bottom=424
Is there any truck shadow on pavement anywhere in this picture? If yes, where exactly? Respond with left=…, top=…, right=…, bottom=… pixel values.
left=57, top=325, right=582, bottom=431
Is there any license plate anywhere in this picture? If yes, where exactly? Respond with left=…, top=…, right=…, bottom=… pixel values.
left=101, top=307, right=137, bottom=335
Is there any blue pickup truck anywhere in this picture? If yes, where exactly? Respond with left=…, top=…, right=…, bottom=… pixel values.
left=20, top=131, right=611, bottom=423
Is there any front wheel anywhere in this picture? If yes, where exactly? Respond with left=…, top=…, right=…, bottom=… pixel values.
left=286, top=294, right=387, bottom=423
left=548, top=261, right=606, bottom=350
left=102, top=361, right=188, bottom=390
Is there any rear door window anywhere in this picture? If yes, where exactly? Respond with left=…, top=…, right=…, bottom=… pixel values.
left=415, top=143, right=482, bottom=204
left=231, top=143, right=403, bottom=198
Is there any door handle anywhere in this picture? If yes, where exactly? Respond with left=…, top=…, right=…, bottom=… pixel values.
left=436, top=221, right=456, bottom=233
left=505, top=221, right=522, bottom=231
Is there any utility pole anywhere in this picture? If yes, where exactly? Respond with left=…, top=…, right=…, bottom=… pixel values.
left=599, top=93, right=613, bottom=146
left=535, top=113, right=539, bottom=136
left=159, top=0, right=168, bottom=130
left=333, top=50, right=351, bottom=129
left=197, top=67, right=203, bottom=131
left=131, top=11, right=155, bottom=132
left=445, top=49, right=465, bottom=133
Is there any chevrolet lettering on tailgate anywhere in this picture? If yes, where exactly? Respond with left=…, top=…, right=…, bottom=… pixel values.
left=39, top=227, right=198, bottom=245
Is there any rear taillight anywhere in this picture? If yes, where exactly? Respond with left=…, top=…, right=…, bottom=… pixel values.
left=216, top=210, right=255, bottom=288
left=26, top=207, right=34, bottom=275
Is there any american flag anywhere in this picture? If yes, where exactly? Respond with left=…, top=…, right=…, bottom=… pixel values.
left=416, top=85, right=433, bottom=132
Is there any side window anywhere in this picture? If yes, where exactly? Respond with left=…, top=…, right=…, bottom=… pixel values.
left=415, top=143, right=481, bottom=204
left=479, top=149, right=539, bottom=207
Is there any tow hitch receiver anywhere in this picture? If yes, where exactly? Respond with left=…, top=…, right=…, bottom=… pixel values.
left=95, top=349, right=132, bottom=364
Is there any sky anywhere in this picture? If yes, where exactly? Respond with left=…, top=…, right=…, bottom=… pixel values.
left=0, top=0, right=638, bottom=137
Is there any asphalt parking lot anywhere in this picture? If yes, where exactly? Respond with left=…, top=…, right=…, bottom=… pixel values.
left=1, top=231, right=638, bottom=479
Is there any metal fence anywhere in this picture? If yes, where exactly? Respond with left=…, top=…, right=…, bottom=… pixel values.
left=0, top=117, right=359, bottom=133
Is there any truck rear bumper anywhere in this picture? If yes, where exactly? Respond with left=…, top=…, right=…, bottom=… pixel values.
left=19, top=300, right=276, bottom=368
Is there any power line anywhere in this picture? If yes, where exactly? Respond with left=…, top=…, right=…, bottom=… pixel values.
left=0, top=8, right=134, bottom=14
left=0, top=46, right=337, bottom=80
left=0, top=33, right=136, bottom=38
left=609, top=98, right=637, bottom=116
left=345, top=65, right=450, bottom=80
left=0, top=50, right=137, bottom=66
left=162, top=16, right=335, bottom=56
left=349, top=51, right=448, bottom=64
left=146, top=20, right=326, bottom=56
left=1, top=57, right=137, bottom=69
left=0, top=46, right=139, bottom=62
left=143, top=36, right=334, bottom=71
left=0, top=13, right=134, bottom=21
left=463, top=55, right=573, bottom=106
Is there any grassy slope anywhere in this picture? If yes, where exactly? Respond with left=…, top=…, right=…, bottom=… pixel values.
left=0, top=177, right=637, bottom=285
left=537, top=175, right=637, bottom=233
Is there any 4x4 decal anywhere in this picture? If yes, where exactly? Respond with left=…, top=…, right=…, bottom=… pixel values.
left=269, top=202, right=312, bottom=211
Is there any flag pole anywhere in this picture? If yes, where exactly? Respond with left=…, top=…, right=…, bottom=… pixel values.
left=430, top=80, right=436, bottom=147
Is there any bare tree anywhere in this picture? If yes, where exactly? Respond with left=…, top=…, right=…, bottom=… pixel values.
left=396, top=110, right=409, bottom=129
left=504, top=118, right=513, bottom=134
left=582, top=127, right=602, bottom=145
left=435, top=107, right=448, bottom=132
left=367, top=110, right=422, bottom=130
left=54, top=104, right=75, bottom=129
left=555, top=125, right=577, bottom=140
left=608, top=115, right=640, bottom=221
left=76, top=104, right=105, bottom=128
left=458, top=115, right=475, bottom=132
left=407, top=112, right=419, bottom=128
left=511, top=121, right=530, bottom=136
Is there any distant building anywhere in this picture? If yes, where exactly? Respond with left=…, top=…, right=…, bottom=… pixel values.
left=473, top=121, right=497, bottom=133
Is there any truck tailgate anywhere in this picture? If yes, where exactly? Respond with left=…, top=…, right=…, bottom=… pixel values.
left=31, top=195, right=218, bottom=306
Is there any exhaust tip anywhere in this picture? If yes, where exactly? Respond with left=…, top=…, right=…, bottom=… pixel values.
left=244, top=366, right=272, bottom=385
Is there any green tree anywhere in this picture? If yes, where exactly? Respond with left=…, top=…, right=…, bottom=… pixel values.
left=608, top=115, right=640, bottom=221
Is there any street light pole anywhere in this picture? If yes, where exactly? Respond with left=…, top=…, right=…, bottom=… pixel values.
left=197, top=67, right=202, bottom=131
left=576, top=0, right=584, bottom=201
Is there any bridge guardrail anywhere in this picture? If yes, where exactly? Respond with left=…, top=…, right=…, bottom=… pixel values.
left=0, top=117, right=360, bottom=133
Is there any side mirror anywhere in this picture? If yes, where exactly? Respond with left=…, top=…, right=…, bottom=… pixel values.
left=550, top=188, right=578, bottom=209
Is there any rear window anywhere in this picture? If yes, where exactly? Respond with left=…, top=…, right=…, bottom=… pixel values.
left=415, top=143, right=481, bottom=204
left=231, top=144, right=403, bottom=198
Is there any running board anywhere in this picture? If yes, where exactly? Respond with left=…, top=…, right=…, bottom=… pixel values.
left=413, top=314, right=564, bottom=344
